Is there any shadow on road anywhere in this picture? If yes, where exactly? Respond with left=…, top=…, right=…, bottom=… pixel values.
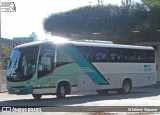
left=0, top=86, right=160, bottom=106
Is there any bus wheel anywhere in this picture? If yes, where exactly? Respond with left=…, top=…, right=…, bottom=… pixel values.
left=56, top=83, right=66, bottom=99
left=117, top=80, right=132, bottom=94
left=96, top=89, right=109, bottom=95
left=32, top=94, right=42, bottom=99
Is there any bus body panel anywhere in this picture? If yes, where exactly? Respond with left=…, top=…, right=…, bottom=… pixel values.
left=6, top=40, right=156, bottom=96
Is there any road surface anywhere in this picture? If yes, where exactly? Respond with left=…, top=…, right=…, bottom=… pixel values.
left=0, top=86, right=160, bottom=114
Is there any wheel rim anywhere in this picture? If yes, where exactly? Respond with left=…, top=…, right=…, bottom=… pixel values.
left=60, top=86, right=65, bottom=96
left=124, top=83, right=130, bottom=93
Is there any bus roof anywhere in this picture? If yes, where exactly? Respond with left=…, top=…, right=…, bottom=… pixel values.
left=14, top=40, right=48, bottom=49
left=14, top=39, right=154, bottom=50
left=72, top=41, right=154, bottom=50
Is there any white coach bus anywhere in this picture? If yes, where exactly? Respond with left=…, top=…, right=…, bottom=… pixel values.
left=6, top=38, right=156, bottom=99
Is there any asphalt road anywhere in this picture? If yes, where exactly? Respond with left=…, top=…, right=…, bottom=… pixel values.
left=0, top=86, right=160, bottom=114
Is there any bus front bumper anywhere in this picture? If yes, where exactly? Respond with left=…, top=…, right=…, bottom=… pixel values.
left=8, top=86, right=33, bottom=95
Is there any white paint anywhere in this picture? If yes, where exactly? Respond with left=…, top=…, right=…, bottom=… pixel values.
left=136, top=42, right=160, bottom=82
left=33, top=87, right=56, bottom=94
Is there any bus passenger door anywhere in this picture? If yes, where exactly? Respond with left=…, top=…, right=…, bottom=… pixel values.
left=38, top=54, right=53, bottom=86
left=37, top=44, right=55, bottom=91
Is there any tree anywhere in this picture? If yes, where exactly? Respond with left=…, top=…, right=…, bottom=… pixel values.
left=43, top=2, right=160, bottom=44
left=1, top=45, right=11, bottom=69
left=43, top=4, right=149, bottom=35
left=141, top=0, right=160, bottom=31
left=97, top=0, right=104, bottom=5
left=121, top=0, right=133, bottom=6
left=141, top=0, right=160, bottom=7
left=1, top=45, right=10, bottom=59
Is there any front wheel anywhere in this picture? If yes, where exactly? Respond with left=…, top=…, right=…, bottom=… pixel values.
left=117, top=80, right=132, bottom=94
left=32, top=94, right=42, bottom=99
left=56, top=83, right=66, bottom=99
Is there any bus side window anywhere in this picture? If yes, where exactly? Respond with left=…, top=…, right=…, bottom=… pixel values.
left=135, top=50, right=145, bottom=63
left=76, top=46, right=93, bottom=61
left=39, top=54, right=52, bottom=71
left=94, top=47, right=108, bottom=62
left=109, top=48, right=122, bottom=62
left=145, top=50, right=155, bottom=63
left=123, top=49, right=135, bottom=62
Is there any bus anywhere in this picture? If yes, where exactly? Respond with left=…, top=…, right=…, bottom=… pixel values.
left=6, top=38, right=156, bottom=99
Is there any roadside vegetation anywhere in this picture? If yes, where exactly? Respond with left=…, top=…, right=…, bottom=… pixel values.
left=43, top=0, right=160, bottom=40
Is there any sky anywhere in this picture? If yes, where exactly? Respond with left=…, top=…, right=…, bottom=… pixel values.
left=1, top=0, right=139, bottom=40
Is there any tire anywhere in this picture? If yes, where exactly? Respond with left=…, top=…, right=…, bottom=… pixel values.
left=56, top=83, right=66, bottom=99
left=32, top=94, right=42, bottom=99
left=117, top=80, right=132, bottom=94
left=96, top=89, right=109, bottom=95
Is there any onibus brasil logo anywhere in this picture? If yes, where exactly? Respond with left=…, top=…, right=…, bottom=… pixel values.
left=1, top=2, right=16, bottom=13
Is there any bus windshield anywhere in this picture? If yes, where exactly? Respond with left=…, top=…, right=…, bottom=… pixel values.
left=7, top=46, right=39, bottom=81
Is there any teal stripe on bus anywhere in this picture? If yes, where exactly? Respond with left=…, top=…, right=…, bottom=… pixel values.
left=62, top=43, right=109, bottom=85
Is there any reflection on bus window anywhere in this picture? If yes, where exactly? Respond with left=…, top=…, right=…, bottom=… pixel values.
left=7, top=46, right=38, bottom=78
left=38, top=44, right=55, bottom=78
left=123, top=49, right=135, bottom=62
left=109, top=48, right=122, bottom=62
left=94, top=47, right=108, bottom=62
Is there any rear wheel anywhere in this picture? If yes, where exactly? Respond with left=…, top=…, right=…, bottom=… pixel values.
left=117, top=80, right=132, bottom=94
left=56, top=83, right=66, bottom=99
left=32, top=94, right=42, bottom=99
left=96, top=89, right=109, bottom=95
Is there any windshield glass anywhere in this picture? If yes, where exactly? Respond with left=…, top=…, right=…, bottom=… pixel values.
left=7, top=46, right=39, bottom=81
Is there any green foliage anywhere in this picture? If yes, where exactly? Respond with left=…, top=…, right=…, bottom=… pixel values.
left=97, top=0, right=104, bottom=5
left=43, top=3, right=160, bottom=38
left=149, top=6, right=160, bottom=30
left=1, top=45, right=11, bottom=69
left=1, top=57, right=8, bottom=70
left=2, top=45, right=10, bottom=59
left=121, top=0, right=132, bottom=6
left=142, top=0, right=160, bottom=7
left=141, top=0, right=160, bottom=31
